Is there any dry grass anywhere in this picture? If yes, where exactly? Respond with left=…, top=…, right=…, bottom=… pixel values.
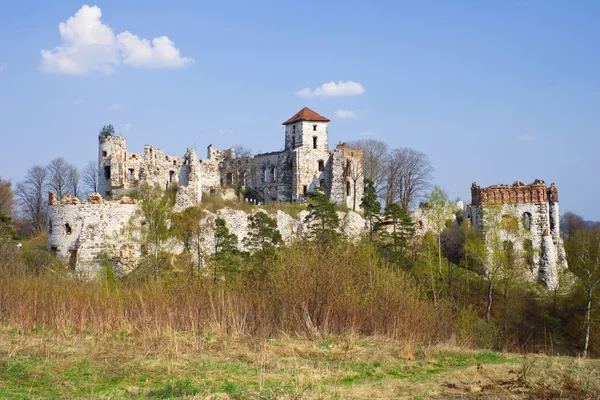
left=1, top=328, right=598, bottom=399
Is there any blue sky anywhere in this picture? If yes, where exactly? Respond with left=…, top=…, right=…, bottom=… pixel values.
left=0, top=1, right=598, bottom=219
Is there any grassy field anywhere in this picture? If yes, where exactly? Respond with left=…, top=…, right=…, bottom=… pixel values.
left=1, top=328, right=599, bottom=399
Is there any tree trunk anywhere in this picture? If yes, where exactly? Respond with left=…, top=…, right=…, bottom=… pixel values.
left=352, top=180, right=357, bottom=211
left=437, top=234, right=442, bottom=276
left=583, top=287, right=593, bottom=359
left=486, top=279, right=494, bottom=323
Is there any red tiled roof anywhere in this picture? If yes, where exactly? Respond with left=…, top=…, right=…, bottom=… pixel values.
left=282, top=107, right=330, bottom=125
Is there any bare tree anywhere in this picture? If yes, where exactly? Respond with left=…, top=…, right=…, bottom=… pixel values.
left=69, top=165, right=80, bottom=197
left=0, top=177, right=14, bottom=217
left=385, top=148, right=434, bottom=211
left=82, top=160, right=98, bottom=195
left=15, top=166, right=48, bottom=234
left=347, top=139, right=388, bottom=197
left=47, top=157, right=73, bottom=199
left=562, top=211, right=587, bottom=240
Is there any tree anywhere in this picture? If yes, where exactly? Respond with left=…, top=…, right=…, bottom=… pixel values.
left=99, top=124, right=115, bottom=137
left=361, top=179, right=381, bottom=242
left=172, top=206, right=208, bottom=276
left=385, top=148, right=434, bottom=211
left=347, top=139, right=389, bottom=198
left=304, top=187, right=341, bottom=243
left=69, top=165, right=80, bottom=198
left=0, top=177, right=14, bottom=217
left=47, top=157, right=74, bottom=199
left=462, top=206, right=520, bottom=323
left=562, top=211, right=587, bottom=240
left=377, top=202, right=415, bottom=266
left=82, top=160, right=98, bottom=195
left=213, top=217, right=240, bottom=283
left=345, top=154, right=364, bottom=211
left=565, top=227, right=600, bottom=358
left=15, top=165, right=48, bottom=234
left=423, top=186, right=450, bottom=276
left=134, top=183, right=173, bottom=281
left=243, top=212, right=283, bottom=256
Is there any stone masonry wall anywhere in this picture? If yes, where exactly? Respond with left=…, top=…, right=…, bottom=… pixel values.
left=467, top=180, right=566, bottom=290
left=48, top=199, right=367, bottom=279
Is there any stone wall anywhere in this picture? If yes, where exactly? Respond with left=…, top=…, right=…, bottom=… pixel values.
left=48, top=196, right=367, bottom=279
left=47, top=196, right=139, bottom=280
left=467, top=180, right=566, bottom=290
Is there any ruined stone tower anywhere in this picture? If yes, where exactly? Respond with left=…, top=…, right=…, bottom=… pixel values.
left=467, top=180, right=567, bottom=289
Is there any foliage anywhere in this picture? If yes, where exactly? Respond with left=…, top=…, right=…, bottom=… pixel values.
left=361, top=179, right=381, bottom=242
left=304, top=187, right=341, bottom=244
left=99, top=124, right=115, bottom=137
left=243, top=211, right=282, bottom=256
left=376, top=202, right=414, bottom=266
left=211, top=217, right=242, bottom=283
left=131, top=183, right=173, bottom=281
left=565, top=227, right=600, bottom=358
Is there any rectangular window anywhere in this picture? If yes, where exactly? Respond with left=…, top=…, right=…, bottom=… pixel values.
left=318, top=160, right=325, bottom=171
left=303, top=185, right=308, bottom=196
left=346, top=181, right=351, bottom=196
left=104, top=166, right=111, bottom=179
left=313, top=137, right=318, bottom=149
left=128, top=169, right=134, bottom=181
left=271, top=167, right=277, bottom=182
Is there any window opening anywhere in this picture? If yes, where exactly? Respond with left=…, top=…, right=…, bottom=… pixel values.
left=346, top=181, right=351, bottom=196
left=522, top=212, right=532, bottom=231
left=271, top=167, right=277, bottom=182
left=313, top=137, right=318, bottom=149
left=104, top=166, right=111, bottom=179
left=318, top=160, right=325, bottom=171
left=102, top=151, right=107, bottom=157
left=128, top=169, right=134, bottom=181
left=313, top=124, right=317, bottom=131
left=65, top=223, right=72, bottom=235
left=303, top=185, right=308, bottom=196
left=169, top=171, right=175, bottom=183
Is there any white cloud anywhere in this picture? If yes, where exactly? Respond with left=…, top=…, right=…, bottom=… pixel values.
left=111, top=104, right=123, bottom=110
left=295, top=80, right=365, bottom=97
left=519, top=134, right=535, bottom=141
left=334, top=110, right=357, bottom=119
left=40, top=5, right=194, bottom=75
left=117, top=32, right=194, bottom=69
left=72, top=99, right=83, bottom=105
left=121, top=122, right=133, bottom=133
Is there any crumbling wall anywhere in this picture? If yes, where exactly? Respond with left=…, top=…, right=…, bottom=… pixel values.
left=47, top=194, right=139, bottom=280
left=330, top=143, right=364, bottom=211
left=468, top=180, right=566, bottom=290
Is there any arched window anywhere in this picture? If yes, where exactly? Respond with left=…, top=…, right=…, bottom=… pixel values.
left=169, top=171, right=175, bottom=183
left=271, top=167, right=277, bottom=182
left=522, top=212, right=532, bottom=230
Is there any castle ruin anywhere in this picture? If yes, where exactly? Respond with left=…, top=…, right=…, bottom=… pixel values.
left=467, top=179, right=567, bottom=290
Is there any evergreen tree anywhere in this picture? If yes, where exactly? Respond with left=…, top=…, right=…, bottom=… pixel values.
left=99, top=124, right=115, bottom=137
left=243, top=211, right=283, bottom=256
left=304, top=187, right=341, bottom=243
left=213, top=217, right=241, bottom=283
left=361, top=179, right=381, bottom=242
left=377, top=202, right=414, bottom=266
